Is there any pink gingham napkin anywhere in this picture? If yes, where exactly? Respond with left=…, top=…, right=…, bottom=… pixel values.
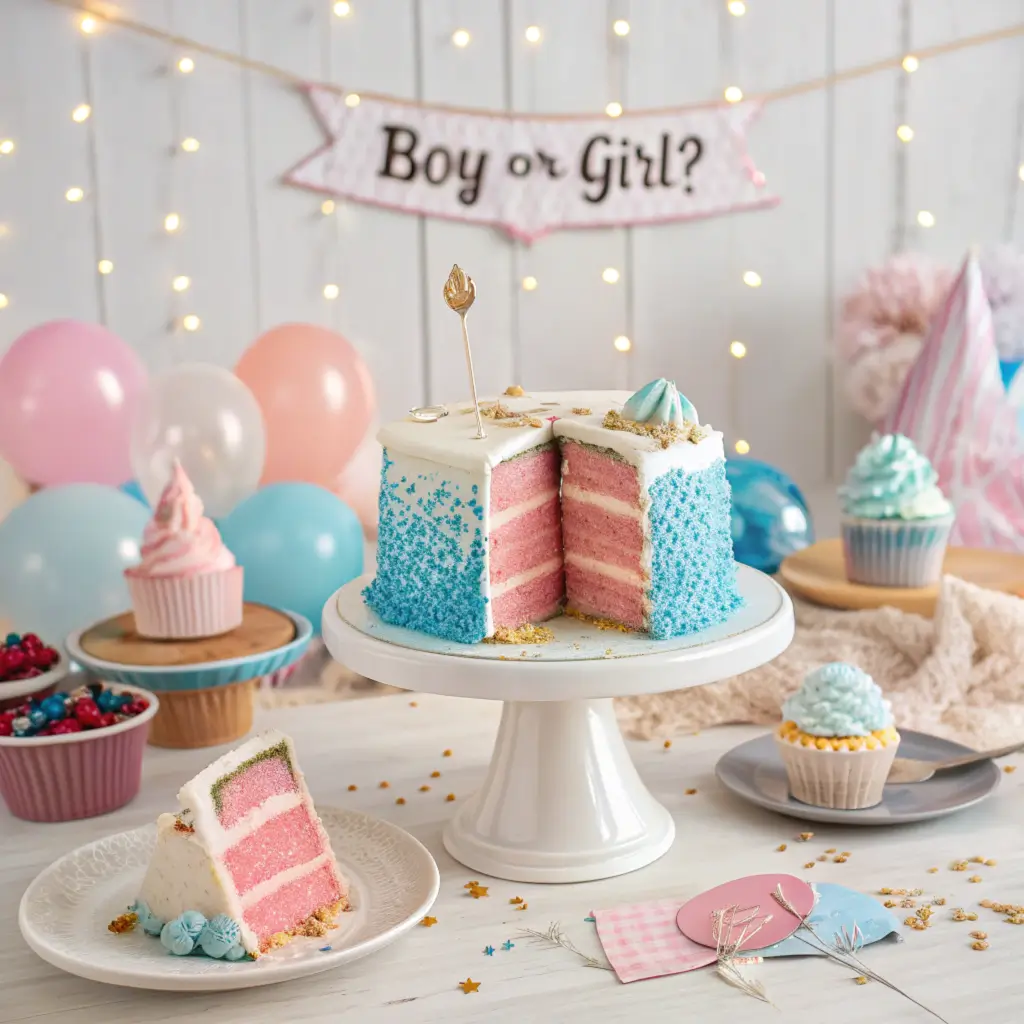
left=594, top=899, right=716, bottom=983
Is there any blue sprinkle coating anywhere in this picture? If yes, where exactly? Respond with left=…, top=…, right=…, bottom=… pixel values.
left=363, top=449, right=489, bottom=643
left=647, top=460, right=743, bottom=639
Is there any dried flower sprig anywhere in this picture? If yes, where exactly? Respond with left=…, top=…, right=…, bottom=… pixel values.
left=771, top=884, right=949, bottom=1023
left=517, top=922, right=613, bottom=971
left=711, top=904, right=774, bottom=1007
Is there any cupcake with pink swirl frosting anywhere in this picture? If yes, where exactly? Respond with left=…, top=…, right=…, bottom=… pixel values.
left=125, top=462, right=244, bottom=639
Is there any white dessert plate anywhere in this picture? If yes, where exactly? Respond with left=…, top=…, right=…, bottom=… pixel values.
left=715, top=729, right=1001, bottom=825
left=18, top=807, right=440, bottom=991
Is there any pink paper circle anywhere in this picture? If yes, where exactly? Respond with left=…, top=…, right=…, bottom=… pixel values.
left=676, top=873, right=816, bottom=950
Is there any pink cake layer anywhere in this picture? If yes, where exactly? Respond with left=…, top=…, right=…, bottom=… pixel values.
left=561, top=442, right=640, bottom=504
left=243, top=860, right=343, bottom=946
left=561, top=497, right=643, bottom=572
left=490, top=446, right=560, bottom=513
left=217, top=754, right=296, bottom=829
left=223, top=804, right=324, bottom=895
left=492, top=567, right=565, bottom=628
left=565, top=563, right=645, bottom=629
left=490, top=500, right=562, bottom=582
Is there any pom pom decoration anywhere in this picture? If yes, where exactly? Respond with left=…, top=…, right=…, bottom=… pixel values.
left=835, top=254, right=953, bottom=427
left=160, top=910, right=207, bottom=956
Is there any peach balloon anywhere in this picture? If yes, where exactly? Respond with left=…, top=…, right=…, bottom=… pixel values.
left=333, top=423, right=382, bottom=540
left=235, top=324, right=375, bottom=488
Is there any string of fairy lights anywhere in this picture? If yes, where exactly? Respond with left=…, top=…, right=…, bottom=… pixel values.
left=1, top=0, right=1022, bottom=445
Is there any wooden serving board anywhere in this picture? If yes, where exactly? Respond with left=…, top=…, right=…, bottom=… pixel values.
left=78, top=603, right=297, bottom=667
left=779, top=538, right=1024, bottom=616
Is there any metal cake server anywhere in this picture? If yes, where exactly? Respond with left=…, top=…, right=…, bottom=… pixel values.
left=887, top=740, right=1024, bottom=784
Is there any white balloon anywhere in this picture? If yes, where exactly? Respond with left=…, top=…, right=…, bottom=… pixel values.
left=131, top=363, right=266, bottom=518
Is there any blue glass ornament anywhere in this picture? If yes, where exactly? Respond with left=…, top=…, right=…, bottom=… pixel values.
left=27, top=708, right=48, bottom=731
left=4, top=633, right=20, bottom=646
left=96, top=689, right=123, bottom=714
left=726, top=457, right=814, bottom=575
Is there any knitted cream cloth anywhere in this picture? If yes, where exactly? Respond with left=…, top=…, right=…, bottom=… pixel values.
left=259, top=577, right=1024, bottom=748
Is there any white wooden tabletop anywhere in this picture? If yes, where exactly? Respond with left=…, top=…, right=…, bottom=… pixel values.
left=4, top=693, right=1022, bottom=1024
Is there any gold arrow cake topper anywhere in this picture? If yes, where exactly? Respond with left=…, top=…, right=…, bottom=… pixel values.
left=444, top=264, right=486, bottom=439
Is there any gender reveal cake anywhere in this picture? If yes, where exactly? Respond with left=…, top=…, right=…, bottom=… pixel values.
left=111, top=730, right=348, bottom=959
left=364, top=378, right=742, bottom=643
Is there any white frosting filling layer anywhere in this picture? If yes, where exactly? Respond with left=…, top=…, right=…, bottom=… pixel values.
left=491, top=557, right=563, bottom=599
left=490, top=488, right=559, bottom=530
left=561, top=482, right=643, bottom=520
left=565, top=551, right=646, bottom=587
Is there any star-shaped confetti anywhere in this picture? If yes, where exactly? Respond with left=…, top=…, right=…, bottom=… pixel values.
left=516, top=902, right=528, bottom=911
left=483, top=945, right=495, bottom=955
left=509, top=896, right=524, bottom=905
left=420, top=916, right=437, bottom=927
left=502, top=939, right=515, bottom=951
left=319, top=945, right=332, bottom=952
left=468, top=884, right=489, bottom=899
left=584, top=915, right=596, bottom=923
left=463, top=881, right=481, bottom=889
left=458, top=978, right=481, bottom=994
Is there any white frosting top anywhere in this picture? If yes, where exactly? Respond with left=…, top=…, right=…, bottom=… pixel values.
left=378, top=390, right=723, bottom=477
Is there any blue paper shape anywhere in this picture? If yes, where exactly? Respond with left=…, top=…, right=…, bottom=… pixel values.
left=750, top=883, right=901, bottom=958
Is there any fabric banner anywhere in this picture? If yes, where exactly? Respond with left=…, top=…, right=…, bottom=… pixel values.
left=287, top=89, right=777, bottom=242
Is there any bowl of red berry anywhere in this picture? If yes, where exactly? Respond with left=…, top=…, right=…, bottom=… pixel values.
left=0, top=680, right=159, bottom=822
left=0, top=632, right=64, bottom=712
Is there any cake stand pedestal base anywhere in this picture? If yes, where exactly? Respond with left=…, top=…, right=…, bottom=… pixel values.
left=443, top=697, right=674, bottom=883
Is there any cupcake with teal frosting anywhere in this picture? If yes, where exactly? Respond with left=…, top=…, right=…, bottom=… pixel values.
left=838, top=433, right=953, bottom=587
left=776, top=662, right=899, bottom=809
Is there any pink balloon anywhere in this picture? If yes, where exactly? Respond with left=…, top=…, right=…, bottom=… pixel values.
left=333, top=423, right=382, bottom=539
left=235, top=324, right=375, bottom=489
left=0, top=321, right=147, bottom=486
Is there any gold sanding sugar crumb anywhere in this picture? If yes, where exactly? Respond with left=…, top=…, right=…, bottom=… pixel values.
left=409, top=701, right=418, bottom=707
left=776, top=844, right=787, bottom=852
left=443, top=749, right=453, bottom=757
left=797, top=832, right=814, bottom=842
left=927, top=867, right=939, bottom=873
left=970, top=930, right=988, bottom=940
left=564, top=606, right=634, bottom=632
left=571, top=406, right=592, bottom=416
left=685, top=788, right=698, bottom=795
left=504, top=385, right=525, bottom=396
left=484, top=624, right=555, bottom=645
left=969, top=875, right=983, bottom=883
left=396, top=797, right=406, bottom=805
left=379, top=781, right=390, bottom=789
left=446, top=793, right=456, bottom=802
left=347, top=784, right=357, bottom=791
left=972, top=940, right=989, bottom=950
left=108, top=912, right=138, bottom=934
left=825, top=848, right=837, bottom=854
left=804, top=862, right=815, bottom=869
left=431, top=770, right=441, bottom=778
left=602, top=408, right=705, bottom=448
left=854, top=976, right=868, bottom=985
left=986, top=859, right=998, bottom=866
left=1003, top=765, right=1016, bottom=773
left=419, top=785, right=431, bottom=792
left=663, top=740, right=672, bottom=749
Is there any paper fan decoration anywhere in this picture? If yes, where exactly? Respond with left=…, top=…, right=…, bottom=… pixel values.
left=886, top=251, right=1024, bottom=551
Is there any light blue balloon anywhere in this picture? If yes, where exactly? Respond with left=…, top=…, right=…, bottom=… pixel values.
left=220, top=483, right=363, bottom=634
left=118, top=479, right=149, bottom=507
left=0, top=484, right=148, bottom=649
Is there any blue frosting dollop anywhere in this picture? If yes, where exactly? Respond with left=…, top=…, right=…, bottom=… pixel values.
left=160, top=910, right=207, bottom=956
left=622, top=379, right=698, bottom=426
left=129, top=900, right=165, bottom=937
left=199, top=914, right=247, bottom=960
left=782, top=662, right=893, bottom=737
left=839, top=433, right=951, bottom=519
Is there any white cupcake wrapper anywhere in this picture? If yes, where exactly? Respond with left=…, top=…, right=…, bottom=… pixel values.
left=126, top=568, right=244, bottom=639
left=841, top=514, right=953, bottom=587
left=775, top=734, right=899, bottom=809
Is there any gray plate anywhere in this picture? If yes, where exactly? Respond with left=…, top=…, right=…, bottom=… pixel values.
left=715, top=729, right=1001, bottom=825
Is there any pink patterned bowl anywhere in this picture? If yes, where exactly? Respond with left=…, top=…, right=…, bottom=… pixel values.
left=0, top=684, right=159, bottom=823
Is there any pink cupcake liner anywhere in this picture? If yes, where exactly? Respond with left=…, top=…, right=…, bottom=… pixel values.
left=775, top=733, right=899, bottom=810
left=126, top=567, right=244, bottom=639
left=0, top=686, right=159, bottom=822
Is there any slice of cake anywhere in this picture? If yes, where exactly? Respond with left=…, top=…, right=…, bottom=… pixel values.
left=113, top=731, right=348, bottom=959
left=363, top=380, right=742, bottom=643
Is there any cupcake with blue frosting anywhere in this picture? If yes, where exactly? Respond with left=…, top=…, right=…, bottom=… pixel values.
left=776, top=662, right=900, bottom=809
left=839, top=433, right=953, bottom=587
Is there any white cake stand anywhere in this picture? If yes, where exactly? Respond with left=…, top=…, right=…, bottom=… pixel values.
left=321, top=565, right=793, bottom=883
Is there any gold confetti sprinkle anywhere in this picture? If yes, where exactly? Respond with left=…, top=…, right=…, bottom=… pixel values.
left=347, top=784, right=357, bottom=791
left=834, top=855, right=849, bottom=863
left=817, top=855, right=828, bottom=862
left=971, top=856, right=986, bottom=864
left=459, top=978, right=481, bottom=993
left=797, top=832, right=814, bottom=842
left=443, top=749, right=453, bottom=757
left=985, top=859, right=998, bottom=867
left=431, top=770, right=441, bottom=778
left=933, top=897, right=946, bottom=906
left=419, top=785, right=431, bottom=792
left=854, top=976, right=868, bottom=985
left=825, top=848, right=837, bottom=854
left=970, top=875, right=983, bottom=883
left=379, top=781, right=390, bottom=789
left=509, top=896, right=524, bottom=905
left=504, top=385, right=525, bottom=396
left=776, top=844, right=787, bottom=852
left=396, top=797, right=406, bottom=805
left=804, top=862, right=815, bottom=869
left=420, top=916, right=437, bottom=927
left=685, top=788, right=698, bottom=796
left=409, top=700, right=418, bottom=707
left=972, top=940, right=989, bottom=951
left=516, top=903, right=528, bottom=911
left=446, top=793, right=456, bottom=802
left=883, top=900, right=897, bottom=908
left=663, top=740, right=672, bottom=749
left=107, top=912, right=138, bottom=934
left=1003, top=765, right=1016, bottom=773
left=467, top=885, right=489, bottom=899
left=927, top=867, right=939, bottom=873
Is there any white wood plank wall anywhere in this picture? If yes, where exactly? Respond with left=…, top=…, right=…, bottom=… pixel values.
left=0, top=0, right=1022, bottom=501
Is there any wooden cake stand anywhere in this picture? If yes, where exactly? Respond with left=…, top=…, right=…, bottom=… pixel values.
left=321, top=566, right=794, bottom=883
left=780, top=538, right=1024, bottom=616
left=66, top=604, right=312, bottom=749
